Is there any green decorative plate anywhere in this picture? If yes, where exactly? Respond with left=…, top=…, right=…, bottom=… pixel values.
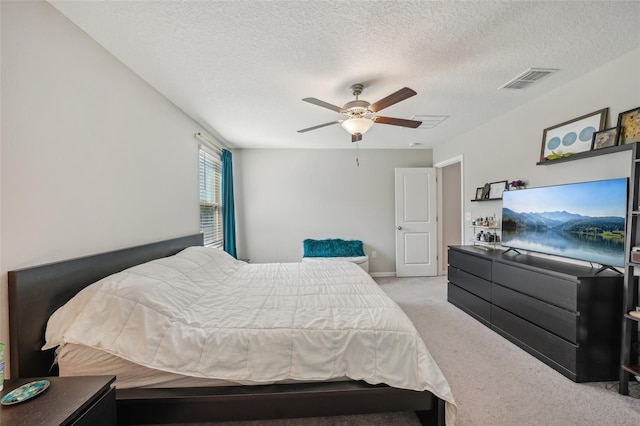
left=1, top=380, right=50, bottom=405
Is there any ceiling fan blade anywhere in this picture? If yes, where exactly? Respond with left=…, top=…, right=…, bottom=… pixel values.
left=368, top=87, right=417, bottom=113
left=352, top=133, right=362, bottom=143
left=373, top=116, right=422, bottom=128
left=302, top=98, right=346, bottom=113
left=297, top=120, right=341, bottom=133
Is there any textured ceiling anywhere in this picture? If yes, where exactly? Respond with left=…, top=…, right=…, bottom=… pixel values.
left=50, top=1, right=640, bottom=149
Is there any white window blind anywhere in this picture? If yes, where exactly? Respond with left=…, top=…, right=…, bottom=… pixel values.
left=199, top=146, right=223, bottom=248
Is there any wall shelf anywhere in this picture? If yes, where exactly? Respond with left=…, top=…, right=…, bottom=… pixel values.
left=471, top=198, right=502, bottom=202
left=537, top=143, right=631, bottom=166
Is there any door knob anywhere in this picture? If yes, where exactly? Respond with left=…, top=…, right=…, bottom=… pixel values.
left=397, top=226, right=402, bottom=230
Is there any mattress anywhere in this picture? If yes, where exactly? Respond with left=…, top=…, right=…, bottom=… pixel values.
left=57, top=343, right=349, bottom=389
left=57, top=343, right=240, bottom=388
left=44, top=246, right=455, bottom=421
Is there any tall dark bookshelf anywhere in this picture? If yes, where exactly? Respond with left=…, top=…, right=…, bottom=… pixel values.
left=620, top=142, right=640, bottom=394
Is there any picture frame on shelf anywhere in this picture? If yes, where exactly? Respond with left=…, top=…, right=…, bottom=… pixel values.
left=489, top=180, right=508, bottom=199
left=617, top=107, right=640, bottom=145
left=540, top=108, right=608, bottom=161
left=591, top=127, right=618, bottom=150
left=475, top=187, right=484, bottom=200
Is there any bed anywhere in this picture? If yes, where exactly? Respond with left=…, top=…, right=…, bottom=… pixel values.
left=8, top=233, right=455, bottom=425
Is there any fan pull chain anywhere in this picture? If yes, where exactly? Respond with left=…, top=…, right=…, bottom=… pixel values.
left=355, top=142, right=360, bottom=166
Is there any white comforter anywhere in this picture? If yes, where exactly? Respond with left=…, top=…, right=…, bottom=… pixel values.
left=44, top=246, right=455, bottom=422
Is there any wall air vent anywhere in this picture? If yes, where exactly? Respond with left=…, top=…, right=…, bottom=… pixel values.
left=498, top=68, right=559, bottom=90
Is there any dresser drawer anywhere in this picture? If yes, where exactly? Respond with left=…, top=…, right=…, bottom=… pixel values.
left=492, top=305, right=577, bottom=375
left=447, top=283, right=491, bottom=326
left=448, top=266, right=491, bottom=301
left=492, top=284, right=577, bottom=343
left=493, top=261, right=577, bottom=311
left=448, top=249, right=492, bottom=281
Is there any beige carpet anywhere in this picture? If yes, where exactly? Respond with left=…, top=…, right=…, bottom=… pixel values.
left=377, top=276, right=640, bottom=425
left=154, top=275, right=640, bottom=425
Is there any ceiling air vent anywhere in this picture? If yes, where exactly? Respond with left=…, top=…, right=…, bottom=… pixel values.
left=498, top=68, right=559, bottom=90
left=411, top=115, right=449, bottom=129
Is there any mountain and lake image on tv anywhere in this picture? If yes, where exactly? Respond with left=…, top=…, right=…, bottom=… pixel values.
left=501, top=178, right=627, bottom=268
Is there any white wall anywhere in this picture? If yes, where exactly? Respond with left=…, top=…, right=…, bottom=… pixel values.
left=234, top=149, right=432, bottom=274
left=1, top=1, right=207, bottom=370
left=434, top=49, right=640, bottom=245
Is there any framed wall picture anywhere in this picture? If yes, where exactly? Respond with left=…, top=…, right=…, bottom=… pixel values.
left=489, top=180, right=508, bottom=199
left=475, top=187, right=484, bottom=200
left=591, top=127, right=618, bottom=150
left=540, top=108, right=608, bottom=160
left=617, top=107, right=640, bottom=145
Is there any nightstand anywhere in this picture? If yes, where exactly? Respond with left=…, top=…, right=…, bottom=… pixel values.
left=0, top=375, right=115, bottom=425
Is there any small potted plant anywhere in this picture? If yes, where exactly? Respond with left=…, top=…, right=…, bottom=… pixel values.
left=510, top=180, right=525, bottom=190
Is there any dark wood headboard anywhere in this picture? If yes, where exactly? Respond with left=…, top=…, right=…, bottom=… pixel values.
left=8, top=233, right=204, bottom=379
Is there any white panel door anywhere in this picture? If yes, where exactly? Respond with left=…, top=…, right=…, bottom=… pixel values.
left=395, top=168, right=438, bottom=277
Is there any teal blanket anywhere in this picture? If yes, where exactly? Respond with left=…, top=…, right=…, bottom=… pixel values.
left=303, top=238, right=365, bottom=258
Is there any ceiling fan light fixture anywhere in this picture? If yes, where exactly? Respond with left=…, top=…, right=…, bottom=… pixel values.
left=341, top=117, right=374, bottom=135
left=299, top=86, right=420, bottom=140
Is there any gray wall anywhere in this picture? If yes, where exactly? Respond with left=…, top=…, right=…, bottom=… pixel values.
left=434, top=48, right=640, bottom=248
left=1, top=1, right=209, bottom=369
left=234, top=149, right=432, bottom=274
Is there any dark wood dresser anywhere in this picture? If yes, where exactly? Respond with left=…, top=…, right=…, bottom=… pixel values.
left=448, top=245, right=623, bottom=382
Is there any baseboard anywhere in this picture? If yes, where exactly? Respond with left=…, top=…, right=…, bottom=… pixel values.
left=370, top=272, right=396, bottom=277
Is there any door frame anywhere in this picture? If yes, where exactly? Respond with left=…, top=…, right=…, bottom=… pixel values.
left=434, top=155, right=464, bottom=275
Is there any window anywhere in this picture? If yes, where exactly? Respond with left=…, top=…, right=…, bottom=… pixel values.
left=199, top=146, right=223, bottom=247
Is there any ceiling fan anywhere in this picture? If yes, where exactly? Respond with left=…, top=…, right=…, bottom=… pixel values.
left=297, top=84, right=422, bottom=142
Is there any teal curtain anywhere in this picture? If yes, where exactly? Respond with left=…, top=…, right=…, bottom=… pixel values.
left=221, top=149, right=237, bottom=258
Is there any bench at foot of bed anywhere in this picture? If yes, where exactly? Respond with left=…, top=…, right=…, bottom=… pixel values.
left=302, top=238, right=370, bottom=273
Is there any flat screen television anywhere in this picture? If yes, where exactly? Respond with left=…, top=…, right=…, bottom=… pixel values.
left=501, top=177, right=627, bottom=268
